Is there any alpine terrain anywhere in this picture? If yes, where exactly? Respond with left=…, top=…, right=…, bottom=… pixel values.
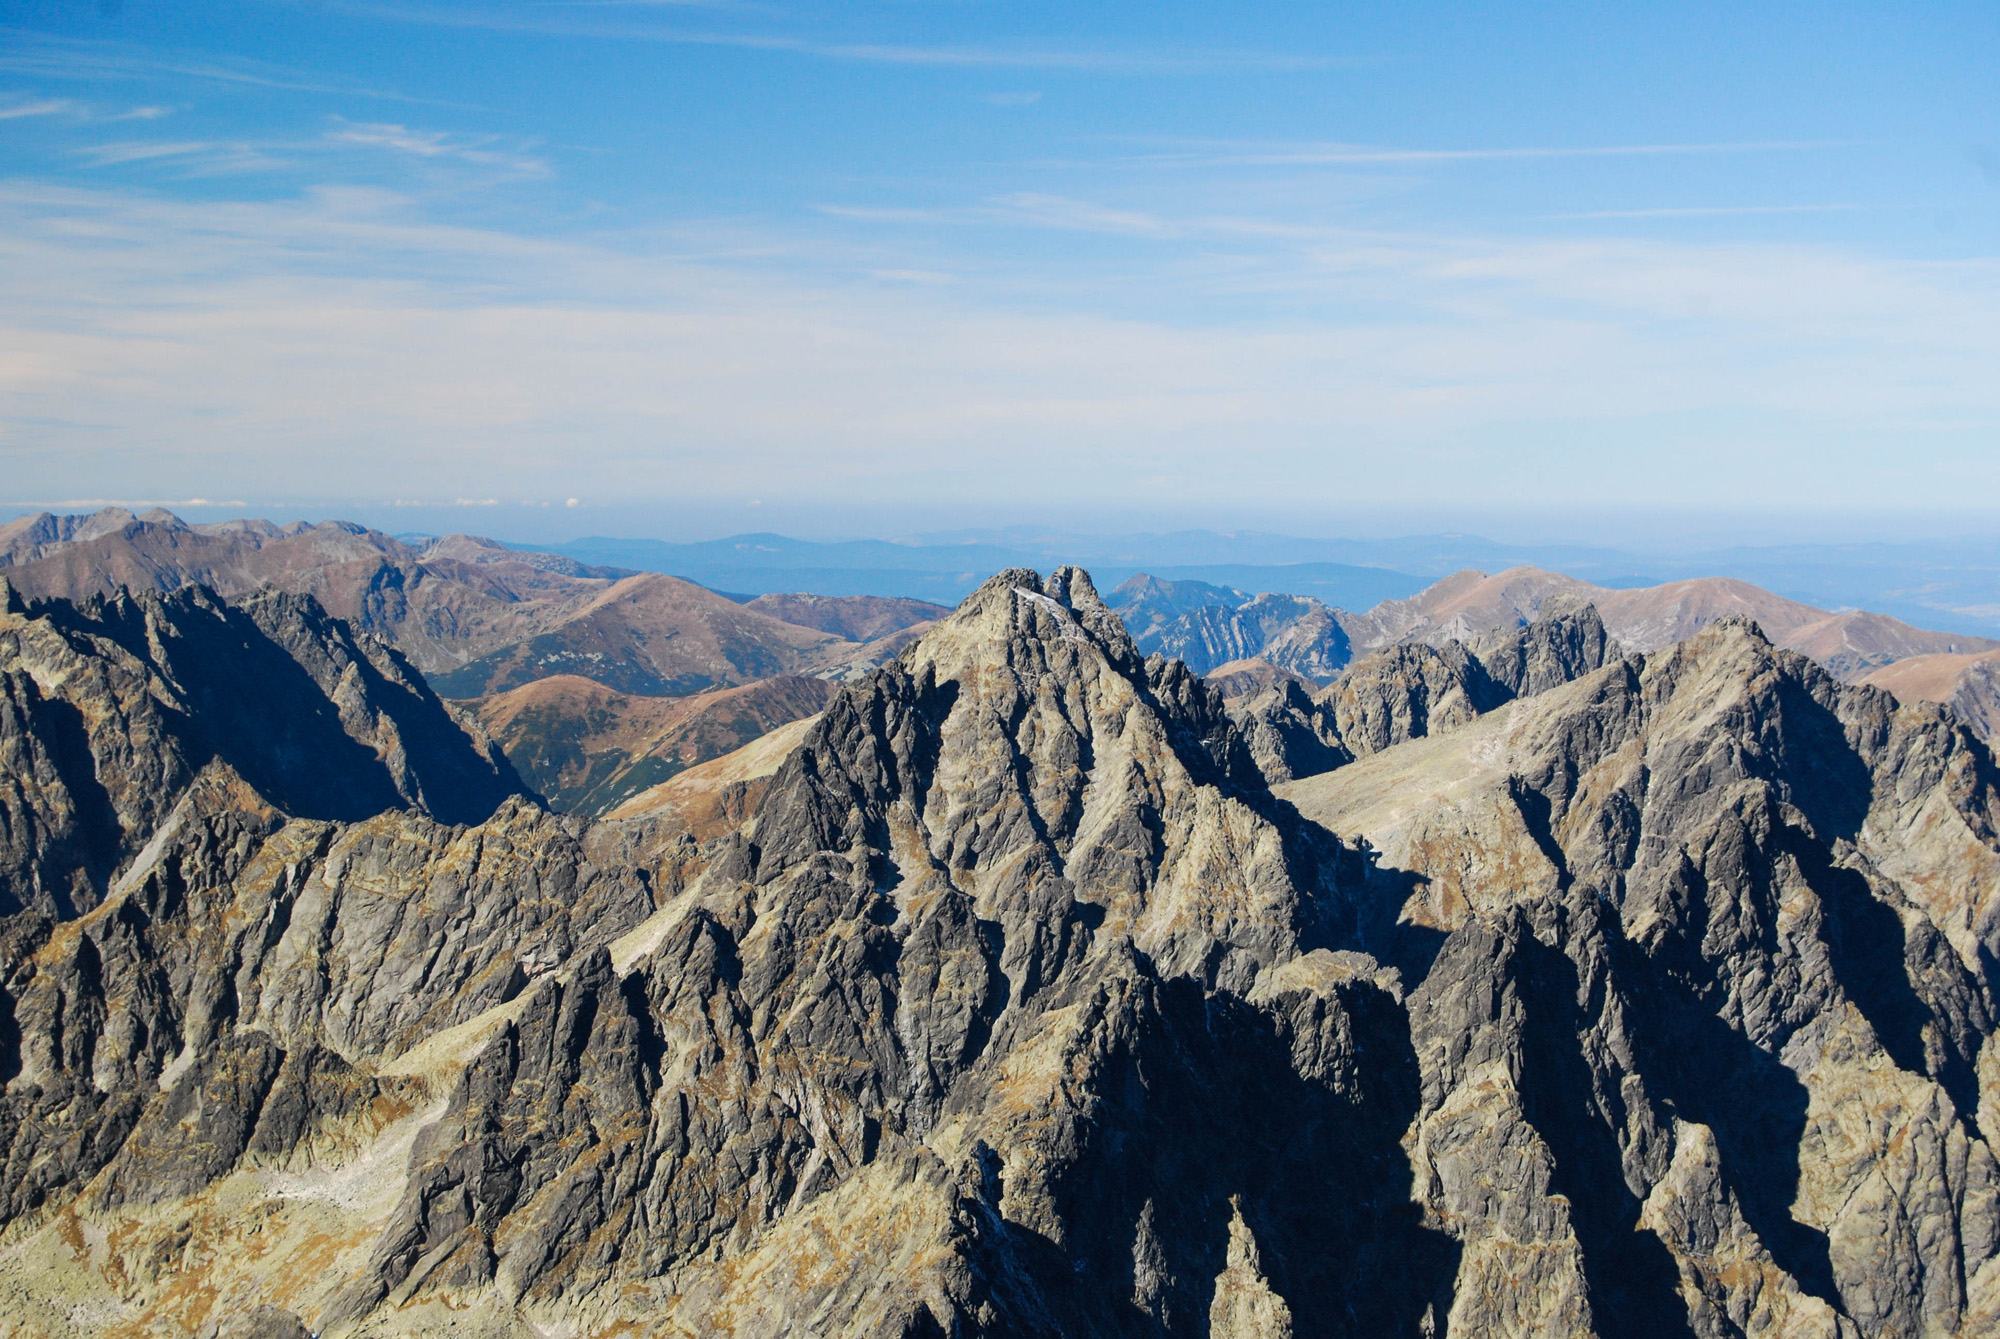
left=0, top=564, right=1996, bottom=1339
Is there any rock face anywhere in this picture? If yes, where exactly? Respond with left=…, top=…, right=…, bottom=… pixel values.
left=0, top=577, right=520, bottom=917
left=1110, top=576, right=1354, bottom=682
left=1279, top=616, right=2000, bottom=1339
left=0, top=569, right=1996, bottom=1339
left=1203, top=657, right=1314, bottom=702
left=1232, top=605, right=1619, bottom=783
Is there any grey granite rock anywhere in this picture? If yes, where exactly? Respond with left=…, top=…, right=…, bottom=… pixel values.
left=0, top=575, right=1992, bottom=1339
left=1232, top=604, right=1619, bottom=784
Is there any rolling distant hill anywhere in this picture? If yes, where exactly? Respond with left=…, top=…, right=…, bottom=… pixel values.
left=427, top=573, right=847, bottom=698
left=1861, top=648, right=2000, bottom=742
left=0, top=509, right=945, bottom=694
left=471, top=672, right=836, bottom=815
left=0, top=508, right=633, bottom=674
left=1109, top=565, right=2000, bottom=685
left=8, top=506, right=1996, bottom=726
left=525, top=533, right=1427, bottom=609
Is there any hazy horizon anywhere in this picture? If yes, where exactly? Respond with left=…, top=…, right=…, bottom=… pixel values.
left=11, top=496, right=2000, bottom=640
left=5, top=498, right=2000, bottom=555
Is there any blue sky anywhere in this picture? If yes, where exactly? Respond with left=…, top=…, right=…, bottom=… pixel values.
left=2, top=2, right=1998, bottom=539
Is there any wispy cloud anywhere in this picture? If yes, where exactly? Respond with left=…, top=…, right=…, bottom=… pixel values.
left=67, top=117, right=544, bottom=180
left=327, top=119, right=548, bottom=176
left=818, top=194, right=1319, bottom=241
left=989, top=192, right=1179, bottom=237
left=868, top=268, right=955, bottom=285
left=0, top=97, right=73, bottom=120
left=1084, top=138, right=1872, bottom=171
left=817, top=205, right=955, bottom=224
left=3, top=182, right=1997, bottom=511
left=77, top=140, right=220, bottom=166
left=1547, top=204, right=1868, bottom=220
left=0, top=94, right=175, bottom=124
left=0, top=32, right=465, bottom=106
left=557, top=0, right=753, bottom=7
left=331, top=4, right=1351, bottom=71
left=73, top=138, right=297, bottom=176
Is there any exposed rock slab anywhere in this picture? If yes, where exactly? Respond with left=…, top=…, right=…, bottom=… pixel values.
left=0, top=572, right=1996, bottom=1339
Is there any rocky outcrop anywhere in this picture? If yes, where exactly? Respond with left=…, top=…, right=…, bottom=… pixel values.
left=1233, top=605, right=1619, bottom=783
left=1233, top=678, right=1352, bottom=784
left=1204, top=656, right=1313, bottom=702
left=1110, top=577, right=1355, bottom=682
left=1474, top=601, right=1619, bottom=698
left=0, top=579, right=521, bottom=919
left=1282, top=617, right=2000, bottom=1338
left=0, top=572, right=1996, bottom=1339
left=1321, top=639, right=1507, bottom=757
left=1209, top=1199, right=1296, bottom=1339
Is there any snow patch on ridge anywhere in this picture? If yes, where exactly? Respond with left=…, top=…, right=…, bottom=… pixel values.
left=1013, top=586, right=1089, bottom=642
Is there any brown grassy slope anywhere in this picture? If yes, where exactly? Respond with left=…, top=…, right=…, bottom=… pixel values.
left=472, top=672, right=835, bottom=814
left=1, top=510, right=882, bottom=696
left=1861, top=648, right=2000, bottom=741
left=744, top=593, right=949, bottom=641
left=603, top=710, right=825, bottom=836
left=0, top=511, right=626, bottom=674
left=433, top=573, right=844, bottom=697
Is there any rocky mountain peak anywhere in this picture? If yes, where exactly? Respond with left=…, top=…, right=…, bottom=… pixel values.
left=2, top=565, right=1999, bottom=1337
left=907, top=564, right=1139, bottom=677
left=745, top=565, right=1285, bottom=984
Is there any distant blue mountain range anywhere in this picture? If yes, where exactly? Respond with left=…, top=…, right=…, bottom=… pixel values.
left=500, top=528, right=2000, bottom=638
left=511, top=532, right=1434, bottom=611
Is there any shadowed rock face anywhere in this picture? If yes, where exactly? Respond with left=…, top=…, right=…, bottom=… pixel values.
left=0, top=578, right=522, bottom=918
left=0, top=570, right=1996, bottom=1339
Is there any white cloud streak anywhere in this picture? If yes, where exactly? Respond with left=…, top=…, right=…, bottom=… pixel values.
left=0, top=98, right=72, bottom=120
left=1547, top=204, right=1868, bottom=220
left=66, top=118, right=545, bottom=180
left=2, top=183, right=1997, bottom=511
left=0, top=32, right=471, bottom=106
left=326, top=119, right=549, bottom=175
left=76, top=141, right=223, bottom=166
left=328, top=4, right=1351, bottom=71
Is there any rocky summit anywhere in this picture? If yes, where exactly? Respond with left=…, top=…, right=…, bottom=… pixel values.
left=0, top=566, right=1996, bottom=1338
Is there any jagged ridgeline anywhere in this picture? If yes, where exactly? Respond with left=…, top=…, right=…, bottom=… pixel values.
left=0, top=567, right=1997, bottom=1338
